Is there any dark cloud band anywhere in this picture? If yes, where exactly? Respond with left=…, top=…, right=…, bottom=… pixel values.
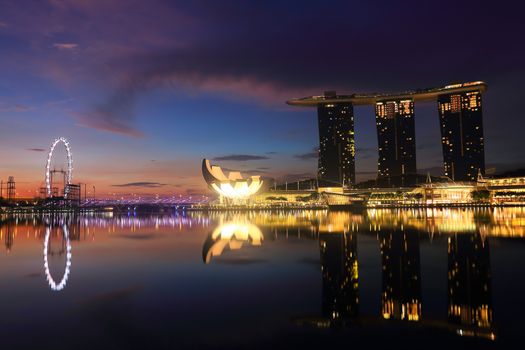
left=212, top=154, right=269, bottom=161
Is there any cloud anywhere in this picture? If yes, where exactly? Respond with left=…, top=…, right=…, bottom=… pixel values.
left=1, top=0, right=523, bottom=166
left=0, top=21, right=7, bottom=28
left=222, top=167, right=268, bottom=175
left=186, top=188, right=205, bottom=195
left=45, top=98, right=76, bottom=107
left=280, top=172, right=315, bottom=182
left=294, top=147, right=318, bottom=160
left=80, top=46, right=318, bottom=137
left=69, top=69, right=150, bottom=137
left=112, top=182, right=167, bottom=188
left=53, top=43, right=78, bottom=50
left=26, top=148, right=46, bottom=152
left=73, top=110, right=144, bottom=137
left=0, top=103, right=32, bottom=112
left=212, top=154, right=269, bottom=161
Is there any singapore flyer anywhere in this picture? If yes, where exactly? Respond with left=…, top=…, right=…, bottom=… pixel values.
left=45, top=137, right=73, bottom=198
left=43, top=224, right=72, bottom=292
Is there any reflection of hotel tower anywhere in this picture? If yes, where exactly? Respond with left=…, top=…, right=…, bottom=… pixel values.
left=319, top=231, right=359, bottom=320
left=448, top=233, right=493, bottom=330
left=378, top=229, right=422, bottom=321
left=287, top=82, right=487, bottom=187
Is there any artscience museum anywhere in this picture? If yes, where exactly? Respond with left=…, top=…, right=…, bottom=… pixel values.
left=202, top=159, right=264, bottom=203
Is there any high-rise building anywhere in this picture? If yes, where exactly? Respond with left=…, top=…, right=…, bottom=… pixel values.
left=448, top=232, right=493, bottom=332
left=438, top=91, right=485, bottom=182
left=375, top=99, right=417, bottom=186
left=319, top=231, right=359, bottom=320
left=7, top=176, right=15, bottom=200
left=317, top=94, right=355, bottom=187
left=378, top=229, right=421, bottom=321
left=287, top=81, right=487, bottom=187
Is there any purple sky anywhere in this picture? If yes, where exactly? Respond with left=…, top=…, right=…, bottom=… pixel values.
left=1, top=0, right=524, bottom=197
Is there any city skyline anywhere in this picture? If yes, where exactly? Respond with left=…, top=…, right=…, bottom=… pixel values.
left=1, top=2, right=524, bottom=348
left=1, top=0, right=524, bottom=198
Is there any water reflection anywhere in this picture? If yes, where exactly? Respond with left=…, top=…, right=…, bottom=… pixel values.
left=0, top=212, right=210, bottom=250
left=379, top=228, right=421, bottom=321
left=3, top=220, right=14, bottom=252
left=0, top=207, right=519, bottom=344
left=448, top=232, right=494, bottom=339
left=43, top=223, right=71, bottom=291
left=200, top=209, right=500, bottom=340
left=319, top=229, right=359, bottom=321
left=202, top=218, right=263, bottom=263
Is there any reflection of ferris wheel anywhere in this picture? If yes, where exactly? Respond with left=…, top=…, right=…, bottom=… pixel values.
left=43, top=224, right=72, bottom=291
left=45, top=137, right=73, bottom=198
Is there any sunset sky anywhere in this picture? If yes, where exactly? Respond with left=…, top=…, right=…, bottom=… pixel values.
left=1, top=0, right=524, bottom=198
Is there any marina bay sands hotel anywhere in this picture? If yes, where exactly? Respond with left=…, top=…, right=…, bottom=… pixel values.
left=287, top=81, right=487, bottom=187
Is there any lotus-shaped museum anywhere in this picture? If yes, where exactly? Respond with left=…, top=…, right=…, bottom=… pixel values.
left=202, top=159, right=264, bottom=200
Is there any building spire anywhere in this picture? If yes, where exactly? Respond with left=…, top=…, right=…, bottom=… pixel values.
left=477, top=168, right=484, bottom=183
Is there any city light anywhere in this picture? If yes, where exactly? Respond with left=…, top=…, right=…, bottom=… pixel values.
left=202, top=158, right=263, bottom=202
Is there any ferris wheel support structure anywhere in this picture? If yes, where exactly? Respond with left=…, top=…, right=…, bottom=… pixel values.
left=45, top=137, right=73, bottom=198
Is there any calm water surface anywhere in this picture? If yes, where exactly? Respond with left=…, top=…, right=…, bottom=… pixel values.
left=1, top=208, right=524, bottom=349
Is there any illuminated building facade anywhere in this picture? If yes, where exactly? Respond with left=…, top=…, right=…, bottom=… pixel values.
left=375, top=99, right=417, bottom=187
left=448, top=232, right=493, bottom=333
left=317, top=95, right=356, bottom=187
left=287, top=82, right=487, bottom=187
left=485, top=176, right=525, bottom=204
left=202, top=159, right=264, bottom=203
left=319, top=231, right=359, bottom=320
left=438, top=91, right=485, bottom=181
left=378, top=229, right=421, bottom=321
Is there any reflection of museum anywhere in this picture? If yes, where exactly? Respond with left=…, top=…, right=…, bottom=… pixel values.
left=202, top=218, right=263, bottom=263
left=202, top=210, right=499, bottom=339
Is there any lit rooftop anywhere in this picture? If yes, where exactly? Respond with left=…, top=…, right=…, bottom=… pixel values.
left=286, top=81, right=487, bottom=106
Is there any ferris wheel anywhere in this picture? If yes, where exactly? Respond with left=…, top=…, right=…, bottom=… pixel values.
left=45, top=137, right=73, bottom=198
